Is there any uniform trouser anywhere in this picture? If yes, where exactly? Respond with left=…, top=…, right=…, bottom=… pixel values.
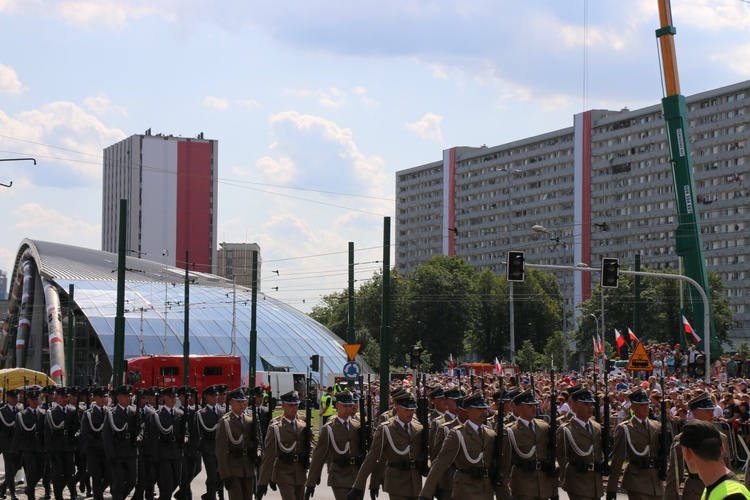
left=21, top=451, right=45, bottom=500
left=177, top=454, right=202, bottom=499
left=74, top=449, right=89, bottom=492
left=1, top=449, right=20, bottom=497
left=201, top=453, right=219, bottom=500
left=625, top=493, right=662, bottom=500
left=110, top=456, right=137, bottom=500
left=49, top=451, right=75, bottom=500
left=158, top=458, right=183, bottom=500
left=332, top=486, right=351, bottom=500
left=386, top=496, right=418, bottom=500
left=278, top=483, right=304, bottom=500
left=134, top=454, right=155, bottom=500
left=87, top=450, right=111, bottom=500
left=226, top=476, right=254, bottom=500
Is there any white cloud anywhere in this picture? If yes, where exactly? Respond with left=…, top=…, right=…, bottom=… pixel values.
left=83, top=95, right=128, bottom=117
left=203, top=96, right=229, bottom=110
left=353, top=87, right=380, bottom=107
left=712, top=43, right=750, bottom=76
left=284, top=88, right=347, bottom=108
left=0, top=63, right=25, bottom=94
left=404, top=113, right=443, bottom=143
left=235, top=98, right=261, bottom=108
left=255, top=155, right=297, bottom=184
left=12, top=203, right=99, bottom=237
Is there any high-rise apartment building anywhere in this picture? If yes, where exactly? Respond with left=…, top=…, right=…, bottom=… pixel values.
left=102, top=131, right=218, bottom=273
left=216, top=242, right=262, bottom=289
left=396, top=80, right=748, bottom=340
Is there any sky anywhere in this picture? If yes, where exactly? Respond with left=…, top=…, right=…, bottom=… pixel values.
left=0, top=0, right=749, bottom=313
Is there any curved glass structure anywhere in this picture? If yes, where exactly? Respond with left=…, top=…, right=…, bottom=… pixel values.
left=1, top=239, right=371, bottom=386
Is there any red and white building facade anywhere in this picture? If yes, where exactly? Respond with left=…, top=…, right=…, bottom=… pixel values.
left=102, top=132, right=218, bottom=273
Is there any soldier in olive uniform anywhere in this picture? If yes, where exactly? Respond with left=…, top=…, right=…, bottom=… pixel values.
left=665, top=391, right=734, bottom=500
left=0, top=389, right=21, bottom=500
left=420, top=392, right=497, bottom=500
left=195, top=385, right=224, bottom=500
left=44, top=387, right=78, bottom=500
left=258, top=390, right=311, bottom=500
left=148, top=386, right=185, bottom=500
left=11, top=387, right=47, bottom=500
left=492, top=390, right=513, bottom=500
left=430, top=389, right=466, bottom=500
left=81, top=386, right=110, bottom=500
left=305, top=390, right=361, bottom=500
left=556, top=386, right=605, bottom=500
left=104, top=385, right=142, bottom=500
left=216, top=388, right=257, bottom=500
left=427, top=387, right=447, bottom=422
left=607, top=388, right=664, bottom=500
left=349, top=390, right=425, bottom=500
left=252, top=385, right=272, bottom=441
left=504, top=389, right=558, bottom=500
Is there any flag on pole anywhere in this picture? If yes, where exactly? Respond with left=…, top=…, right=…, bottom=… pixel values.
left=628, top=327, right=639, bottom=343
left=597, top=334, right=605, bottom=357
left=592, top=336, right=600, bottom=355
left=449, top=353, right=454, bottom=372
left=682, top=315, right=702, bottom=344
left=615, top=328, right=626, bottom=357
left=494, top=357, right=502, bottom=375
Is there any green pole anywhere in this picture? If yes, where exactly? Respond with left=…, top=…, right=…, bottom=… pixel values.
left=183, top=250, right=190, bottom=386
left=249, top=250, right=258, bottom=386
left=66, top=284, right=75, bottom=385
left=348, top=242, right=355, bottom=344
left=634, top=254, right=641, bottom=344
left=379, top=217, right=391, bottom=416
left=113, top=198, right=127, bottom=387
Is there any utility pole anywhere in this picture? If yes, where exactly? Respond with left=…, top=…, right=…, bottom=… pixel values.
left=379, top=217, right=391, bottom=416
left=113, top=199, right=127, bottom=387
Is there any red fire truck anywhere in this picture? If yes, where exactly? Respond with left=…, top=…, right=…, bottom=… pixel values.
left=124, top=355, right=241, bottom=395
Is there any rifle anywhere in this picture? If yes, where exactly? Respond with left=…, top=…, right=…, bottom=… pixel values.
left=417, top=374, right=429, bottom=476
left=253, top=399, right=264, bottom=468
left=358, top=375, right=370, bottom=458
left=529, top=374, right=539, bottom=417
left=602, top=370, right=610, bottom=476
left=304, top=376, right=312, bottom=469
left=494, top=375, right=504, bottom=486
left=659, top=375, right=668, bottom=480
left=593, top=373, right=601, bottom=424
left=548, top=370, right=559, bottom=476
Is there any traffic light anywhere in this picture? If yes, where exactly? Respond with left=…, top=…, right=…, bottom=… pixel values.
left=506, top=251, right=526, bottom=282
left=601, top=258, right=619, bottom=288
left=409, top=345, right=423, bottom=369
left=605, top=359, right=615, bottom=373
left=310, top=354, right=319, bottom=372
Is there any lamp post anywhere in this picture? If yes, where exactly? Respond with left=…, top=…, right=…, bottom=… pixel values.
left=502, top=168, right=522, bottom=363
left=590, top=313, right=600, bottom=339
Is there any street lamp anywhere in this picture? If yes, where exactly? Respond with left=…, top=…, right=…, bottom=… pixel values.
left=590, top=313, right=600, bottom=339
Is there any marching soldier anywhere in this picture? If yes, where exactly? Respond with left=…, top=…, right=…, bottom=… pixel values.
left=195, top=385, right=224, bottom=500
left=104, top=384, right=141, bottom=500
left=665, top=391, right=733, bottom=500
left=148, top=386, right=185, bottom=500
left=216, top=388, right=257, bottom=500
left=12, top=387, right=47, bottom=500
left=81, top=386, right=111, bottom=500
left=258, top=390, right=311, bottom=500
left=252, top=385, right=272, bottom=439
left=419, top=392, right=496, bottom=500
left=305, top=390, right=361, bottom=500
left=348, top=389, right=425, bottom=500
left=44, top=387, right=78, bottom=500
left=606, top=388, right=664, bottom=500
left=177, top=386, right=201, bottom=500
left=430, top=390, right=466, bottom=500
left=134, top=388, right=156, bottom=500
left=556, top=385, right=605, bottom=500
left=0, top=389, right=21, bottom=500
left=504, top=389, right=558, bottom=500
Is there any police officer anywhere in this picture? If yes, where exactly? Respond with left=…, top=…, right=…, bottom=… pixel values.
left=196, top=385, right=224, bottom=500
left=104, top=384, right=141, bottom=500
left=420, top=392, right=497, bottom=500
left=320, top=387, right=334, bottom=425
left=44, top=387, right=78, bottom=500
left=556, top=385, right=605, bottom=500
left=148, top=386, right=185, bottom=500
left=216, top=388, right=257, bottom=500
left=504, top=389, right=558, bottom=500
left=666, top=391, right=734, bottom=500
left=305, top=390, right=361, bottom=500
left=12, top=387, right=47, bottom=500
left=349, top=389, right=425, bottom=500
left=607, top=388, right=664, bottom=500
left=258, top=390, right=310, bottom=500
left=679, top=419, right=750, bottom=499
left=0, top=389, right=21, bottom=500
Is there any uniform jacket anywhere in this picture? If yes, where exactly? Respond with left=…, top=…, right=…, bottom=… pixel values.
left=420, top=422, right=496, bottom=500
left=258, top=414, right=310, bottom=487
left=11, top=406, right=46, bottom=454
left=147, top=406, right=184, bottom=461
left=665, top=430, right=731, bottom=500
left=607, top=417, right=664, bottom=496
left=352, top=418, right=424, bottom=497
left=80, top=405, right=108, bottom=456
left=305, top=417, right=361, bottom=488
left=0, top=403, right=20, bottom=451
left=555, top=418, right=604, bottom=498
left=504, top=418, right=556, bottom=498
left=215, top=411, right=257, bottom=480
left=194, top=404, right=224, bottom=456
left=138, top=405, right=156, bottom=457
left=103, top=404, right=141, bottom=459
left=44, top=403, right=78, bottom=454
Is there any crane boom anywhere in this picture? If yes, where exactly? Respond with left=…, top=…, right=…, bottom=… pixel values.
left=655, top=0, right=719, bottom=358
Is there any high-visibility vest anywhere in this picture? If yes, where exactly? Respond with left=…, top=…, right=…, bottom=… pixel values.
left=701, top=479, right=750, bottom=500
left=321, top=394, right=333, bottom=416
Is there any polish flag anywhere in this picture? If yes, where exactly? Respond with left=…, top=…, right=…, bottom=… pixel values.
left=592, top=336, right=600, bottom=355
left=615, top=329, right=626, bottom=357
left=449, top=353, right=454, bottom=372
left=494, top=357, right=502, bottom=375
left=682, top=315, right=702, bottom=344
left=628, top=328, right=640, bottom=343
left=597, top=334, right=605, bottom=357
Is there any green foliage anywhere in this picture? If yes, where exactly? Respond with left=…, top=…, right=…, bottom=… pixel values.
left=515, top=339, right=543, bottom=372
left=738, top=342, right=750, bottom=364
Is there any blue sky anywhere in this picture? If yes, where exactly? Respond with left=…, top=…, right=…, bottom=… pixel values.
left=0, top=0, right=748, bottom=312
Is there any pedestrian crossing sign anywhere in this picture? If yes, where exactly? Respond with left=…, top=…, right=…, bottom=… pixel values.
left=626, top=341, right=654, bottom=372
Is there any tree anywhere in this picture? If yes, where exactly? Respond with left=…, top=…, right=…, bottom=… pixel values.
left=515, top=339, right=543, bottom=372
left=309, top=291, right=349, bottom=341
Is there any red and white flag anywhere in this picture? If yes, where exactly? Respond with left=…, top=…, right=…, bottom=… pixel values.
left=615, top=328, right=626, bottom=356
left=628, top=328, right=640, bottom=343
left=597, top=334, right=605, bottom=357
left=592, top=336, right=600, bottom=355
left=494, top=357, right=502, bottom=375
left=449, top=353, right=454, bottom=372
left=682, top=315, right=702, bottom=344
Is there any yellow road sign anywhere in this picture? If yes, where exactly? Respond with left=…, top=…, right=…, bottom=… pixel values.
left=343, top=344, right=361, bottom=361
left=626, top=342, right=654, bottom=372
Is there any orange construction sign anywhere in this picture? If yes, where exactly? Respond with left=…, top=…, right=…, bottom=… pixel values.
left=343, top=344, right=361, bottom=361
left=626, top=342, right=654, bottom=372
